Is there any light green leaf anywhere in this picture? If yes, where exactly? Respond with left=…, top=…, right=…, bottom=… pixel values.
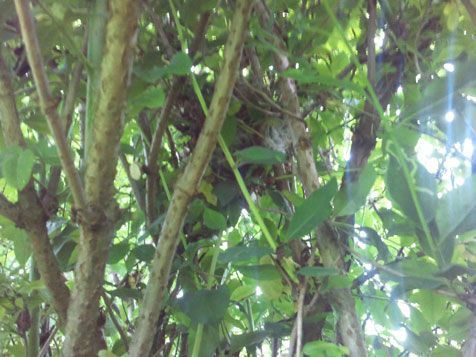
left=203, top=207, right=227, bottom=231
left=436, top=176, right=476, bottom=241
left=236, top=146, right=286, bottom=166
left=1, top=147, right=35, bottom=191
left=303, top=340, right=349, bottom=356
left=230, top=285, right=255, bottom=301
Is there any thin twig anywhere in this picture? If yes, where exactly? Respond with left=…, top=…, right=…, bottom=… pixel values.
left=102, top=292, right=129, bottom=351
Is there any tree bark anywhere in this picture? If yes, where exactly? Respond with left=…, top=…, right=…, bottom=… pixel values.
left=62, top=1, right=140, bottom=355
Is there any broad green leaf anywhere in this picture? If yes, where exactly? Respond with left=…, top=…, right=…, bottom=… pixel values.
left=230, top=331, right=268, bottom=353
left=108, top=242, right=129, bottom=265
left=132, top=244, right=155, bottom=262
left=236, top=146, right=286, bottom=165
left=0, top=224, right=31, bottom=267
left=303, top=340, right=349, bottom=356
left=230, top=285, right=255, bottom=301
left=409, top=290, right=447, bottom=325
left=109, top=288, right=142, bottom=300
left=436, top=176, right=476, bottom=241
left=177, top=285, right=230, bottom=324
left=334, top=164, right=377, bottom=215
left=219, top=245, right=272, bottom=263
left=286, top=178, right=337, bottom=240
left=379, top=258, right=446, bottom=296
left=203, top=207, right=227, bottom=231
left=129, top=86, right=165, bottom=110
left=166, top=52, right=192, bottom=76
left=297, top=266, right=339, bottom=277
left=1, top=147, right=35, bottom=190
left=386, top=155, right=437, bottom=224
left=238, top=265, right=280, bottom=281
left=188, top=324, right=220, bottom=357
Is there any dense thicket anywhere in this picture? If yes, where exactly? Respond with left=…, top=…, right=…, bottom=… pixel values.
left=0, top=0, right=476, bottom=356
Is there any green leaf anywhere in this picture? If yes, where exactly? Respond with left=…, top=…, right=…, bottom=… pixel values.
left=303, top=340, right=349, bottom=356
left=0, top=224, right=31, bottom=267
left=286, top=178, right=337, bottom=240
left=238, top=265, right=280, bottom=281
left=108, top=242, right=129, bottom=265
left=436, top=176, right=476, bottom=241
left=219, top=245, right=272, bottom=264
left=166, top=52, right=192, bottom=76
left=1, top=147, right=35, bottom=190
left=230, top=330, right=268, bottom=353
left=109, top=288, right=142, bottom=300
left=356, top=227, right=390, bottom=262
left=230, top=285, right=255, bottom=301
left=177, top=285, right=230, bottom=324
left=236, top=146, right=286, bottom=166
left=386, top=155, right=437, bottom=224
left=132, top=244, right=155, bottom=262
left=203, top=207, right=227, bottom=231
left=379, top=258, right=446, bottom=297
left=297, top=266, right=339, bottom=277
left=129, top=86, right=165, bottom=110
left=334, top=164, right=376, bottom=215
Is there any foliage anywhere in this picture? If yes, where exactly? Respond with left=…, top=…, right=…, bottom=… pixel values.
left=1, top=0, right=476, bottom=355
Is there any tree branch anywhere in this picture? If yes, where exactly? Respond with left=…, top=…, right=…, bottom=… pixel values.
left=0, top=50, right=71, bottom=326
left=14, top=0, right=87, bottom=211
left=128, top=1, right=253, bottom=354
left=62, top=0, right=140, bottom=354
left=0, top=193, right=22, bottom=226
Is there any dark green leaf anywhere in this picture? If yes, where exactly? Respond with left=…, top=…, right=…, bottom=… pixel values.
left=132, top=244, right=155, bottom=262
left=286, top=178, right=337, bottom=240
left=297, top=266, right=339, bottom=277
left=219, top=245, right=272, bottom=264
left=238, top=265, right=280, bottom=281
left=230, top=331, right=268, bottom=353
left=108, top=242, right=129, bottom=265
left=177, top=285, right=230, bottom=324
left=109, top=288, right=142, bottom=300
left=166, top=52, right=192, bottom=76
